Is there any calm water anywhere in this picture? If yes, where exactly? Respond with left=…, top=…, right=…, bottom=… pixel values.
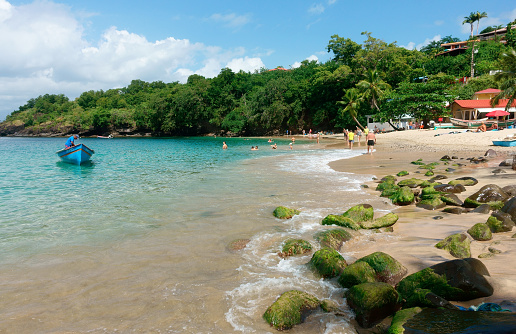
left=0, top=136, right=393, bottom=333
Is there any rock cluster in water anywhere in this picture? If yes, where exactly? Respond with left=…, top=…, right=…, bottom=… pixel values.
left=257, top=153, right=516, bottom=332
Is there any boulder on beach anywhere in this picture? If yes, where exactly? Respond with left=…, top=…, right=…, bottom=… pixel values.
left=396, top=258, right=493, bottom=308
left=467, top=223, right=493, bottom=241
left=390, top=186, right=415, bottom=206
left=263, top=290, right=321, bottom=330
left=321, top=214, right=361, bottom=230
left=464, top=184, right=510, bottom=208
left=435, top=233, right=471, bottom=258
left=342, top=204, right=374, bottom=224
left=502, top=185, right=516, bottom=197
left=501, top=196, right=516, bottom=222
left=397, top=178, right=426, bottom=188
left=345, top=282, right=399, bottom=328
left=356, top=251, right=408, bottom=285
left=448, top=176, right=478, bottom=187
left=278, top=239, right=313, bottom=258
left=396, top=171, right=409, bottom=176
left=417, top=193, right=446, bottom=210
left=440, top=193, right=464, bottom=206
left=486, top=211, right=515, bottom=233
left=434, top=184, right=466, bottom=193
left=273, top=206, right=300, bottom=219
left=338, top=261, right=377, bottom=288
left=472, top=203, right=492, bottom=214
left=314, top=229, right=353, bottom=250
left=309, top=248, right=348, bottom=278
left=392, top=308, right=516, bottom=334
left=360, top=212, right=399, bottom=229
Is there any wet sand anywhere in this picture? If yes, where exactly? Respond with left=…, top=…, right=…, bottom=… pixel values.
left=326, top=129, right=516, bottom=307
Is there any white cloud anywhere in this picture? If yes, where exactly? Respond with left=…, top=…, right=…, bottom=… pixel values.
left=308, top=4, right=325, bottom=15
left=0, top=1, right=264, bottom=120
left=291, top=55, right=319, bottom=68
left=401, top=35, right=441, bottom=51
left=210, top=13, right=251, bottom=29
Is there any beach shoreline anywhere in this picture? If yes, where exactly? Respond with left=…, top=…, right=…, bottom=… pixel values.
left=324, top=128, right=516, bottom=307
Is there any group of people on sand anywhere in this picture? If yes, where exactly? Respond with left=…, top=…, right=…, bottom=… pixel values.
left=343, top=127, right=376, bottom=154
left=477, top=122, right=499, bottom=132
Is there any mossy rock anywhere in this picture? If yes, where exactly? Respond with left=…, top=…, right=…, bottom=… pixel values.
left=361, top=213, right=399, bottom=229
left=381, top=185, right=401, bottom=197
left=417, top=194, right=445, bottom=210
left=314, top=229, right=353, bottom=250
left=389, top=186, right=415, bottom=206
left=321, top=214, right=361, bottom=230
left=396, top=268, right=464, bottom=308
left=424, top=170, right=435, bottom=177
left=435, top=233, right=471, bottom=258
left=273, top=206, right=300, bottom=219
left=309, top=248, right=348, bottom=278
left=342, top=204, right=374, bottom=223
left=263, top=290, right=321, bottom=330
left=338, top=261, right=377, bottom=288
left=388, top=307, right=423, bottom=334
left=411, top=159, right=425, bottom=165
left=467, top=223, right=492, bottom=241
left=397, top=171, right=409, bottom=177
left=421, top=186, right=441, bottom=196
left=381, top=175, right=398, bottom=182
left=346, top=282, right=400, bottom=328
left=464, top=198, right=504, bottom=210
left=448, top=177, right=478, bottom=186
left=486, top=215, right=513, bottom=233
left=418, top=163, right=438, bottom=170
left=376, top=181, right=397, bottom=192
left=278, top=239, right=313, bottom=258
left=397, top=178, right=425, bottom=188
left=419, top=181, right=440, bottom=188
left=356, top=251, right=408, bottom=285
left=441, top=193, right=464, bottom=206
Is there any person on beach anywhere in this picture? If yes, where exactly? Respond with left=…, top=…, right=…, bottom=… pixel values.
left=289, top=142, right=293, bottom=150
left=366, top=131, right=376, bottom=154
left=477, top=122, right=487, bottom=132
left=65, top=134, right=79, bottom=148
left=348, top=130, right=355, bottom=149
left=291, top=137, right=295, bottom=143
left=356, top=127, right=362, bottom=146
left=222, top=142, right=228, bottom=149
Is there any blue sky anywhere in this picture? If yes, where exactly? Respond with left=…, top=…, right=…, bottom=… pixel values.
left=0, top=0, right=515, bottom=121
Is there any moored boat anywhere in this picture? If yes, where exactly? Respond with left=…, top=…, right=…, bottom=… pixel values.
left=56, top=144, right=95, bottom=165
left=451, top=117, right=516, bottom=128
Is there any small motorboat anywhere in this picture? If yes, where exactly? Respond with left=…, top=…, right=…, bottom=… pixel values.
left=56, top=144, right=95, bottom=165
left=493, top=135, right=516, bottom=147
left=97, top=134, right=113, bottom=139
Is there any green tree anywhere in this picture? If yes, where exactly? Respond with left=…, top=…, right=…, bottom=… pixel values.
left=357, top=69, right=395, bottom=129
left=327, top=35, right=361, bottom=66
left=492, top=48, right=516, bottom=110
left=463, top=13, right=476, bottom=38
left=337, top=88, right=365, bottom=130
left=474, top=11, right=488, bottom=35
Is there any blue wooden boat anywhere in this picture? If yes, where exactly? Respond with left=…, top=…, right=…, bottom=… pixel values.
left=56, top=144, right=94, bottom=165
left=492, top=138, right=516, bottom=147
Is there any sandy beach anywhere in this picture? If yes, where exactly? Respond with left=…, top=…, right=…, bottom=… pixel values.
left=326, top=128, right=516, bottom=308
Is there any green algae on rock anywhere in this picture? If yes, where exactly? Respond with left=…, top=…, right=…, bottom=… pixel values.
left=360, top=213, right=399, bottom=229
left=314, top=229, right=353, bottom=250
left=389, top=186, right=415, bottom=206
left=387, top=307, right=423, bottom=334
left=321, top=214, right=361, bottom=230
left=356, top=251, right=407, bottom=285
left=396, top=171, right=409, bottom=176
left=435, top=233, right=471, bottom=258
left=342, top=204, right=374, bottom=223
left=273, top=206, right=300, bottom=219
left=346, top=282, right=400, bottom=328
left=309, top=248, right=348, bottom=278
left=278, top=239, right=313, bottom=258
left=338, top=261, right=377, bottom=288
left=263, top=290, right=321, bottom=330
left=467, top=223, right=492, bottom=241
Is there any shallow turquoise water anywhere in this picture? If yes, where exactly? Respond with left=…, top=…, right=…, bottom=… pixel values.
left=0, top=136, right=386, bottom=333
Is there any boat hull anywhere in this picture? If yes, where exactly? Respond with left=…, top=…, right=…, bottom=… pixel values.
left=56, top=144, right=94, bottom=165
left=451, top=117, right=515, bottom=128
left=492, top=140, right=516, bottom=147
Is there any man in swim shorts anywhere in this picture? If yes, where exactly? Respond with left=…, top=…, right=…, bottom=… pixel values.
left=65, top=134, right=79, bottom=148
left=366, top=131, right=376, bottom=154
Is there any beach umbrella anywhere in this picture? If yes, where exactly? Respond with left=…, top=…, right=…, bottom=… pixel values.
left=486, top=110, right=510, bottom=129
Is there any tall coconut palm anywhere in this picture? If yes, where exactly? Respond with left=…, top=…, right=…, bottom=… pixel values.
left=463, top=12, right=476, bottom=38
left=475, top=11, right=488, bottom=35
left=337, top=88, right=365, bottom=130
left=356, top=69, right=397, bottom=130
left=492, top=49, right=516, bottom=111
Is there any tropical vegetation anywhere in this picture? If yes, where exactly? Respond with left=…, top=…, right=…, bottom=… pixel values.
left=1, top=15, right=515, bottom=137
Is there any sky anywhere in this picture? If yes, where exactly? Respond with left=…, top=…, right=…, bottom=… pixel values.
left=0, top=0, right=515, bottom=121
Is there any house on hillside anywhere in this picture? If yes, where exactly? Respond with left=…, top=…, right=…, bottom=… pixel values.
left=437, top=41, right=471, bottom=57
left=450, top=89, right=516, bottom=121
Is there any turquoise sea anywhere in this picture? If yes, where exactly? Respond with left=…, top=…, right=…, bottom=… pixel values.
left=0, top=136, right=392, bottom=333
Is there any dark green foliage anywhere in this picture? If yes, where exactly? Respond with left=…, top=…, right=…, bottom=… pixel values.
left=309, top=248, right=348, bottom=278
left=263, top=290, right=320, bottom=330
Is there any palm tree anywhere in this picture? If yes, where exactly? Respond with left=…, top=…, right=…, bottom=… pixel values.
left=475, top=11, right=488, bottom=35
left=356, top=69, right=397, bottom=130
left=492, top=49, right=516, bottom=111
left=337, top=88, right=365, bottom=130
left=463, top=12, right=476, bottom=38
